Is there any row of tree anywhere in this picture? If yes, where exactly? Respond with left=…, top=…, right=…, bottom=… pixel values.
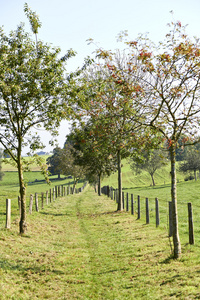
left=47, top=141, right=200, bottom=192
left=64, top=18, right=200, bottom=259
left=1, top=4, right=200, bottom=260
left=46, top=145, right=85, bottom=193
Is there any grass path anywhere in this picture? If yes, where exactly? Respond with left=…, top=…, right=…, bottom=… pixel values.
left=0, top=186, right=200, bottom=299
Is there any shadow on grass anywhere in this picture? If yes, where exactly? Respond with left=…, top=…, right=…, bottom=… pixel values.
left=76, top=210, right=122, bottom=219
left=40, top=211, right=70, bottom=217
left=160, top=254, right=175, bottom=264
left=0, top=258, right=65, bottom=275
left=122, top=184, right=171, bottom=191
left=95, top=267, right=128, bottom=275
left=160, top=274, right=181, bottom=286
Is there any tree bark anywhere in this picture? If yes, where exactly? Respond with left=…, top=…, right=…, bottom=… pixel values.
left=98, top=173, right=101, bottom=196
left=18, top=144, right=27, bottom=234
left=194, top=170, right=197, bottom=181
left=150, top=173, right=155, bottom=186
left=117, top=150, right=123, bottom=211
left=170, top=145, right=181, bottom=258
left=72, top=177, right=78, bottom=194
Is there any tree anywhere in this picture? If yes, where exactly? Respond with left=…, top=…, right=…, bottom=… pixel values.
left=131, top=149, right=167, bottom=186
left=179, top=148, right=200, bottom=181
left=73, top=50, right=158, bottom=210
left=46, top=147, right=63, bottom=179
left=125, top=19, right=200, bottom=258
left=0, top=4, right=75, bottom=234
left=66, top=124, right=117, bottom=196
left=59, top=143, right=86, bottom=193
left=47, top=144, right=86, bottom=192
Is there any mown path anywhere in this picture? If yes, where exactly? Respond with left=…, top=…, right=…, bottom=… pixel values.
left=0, top=186, right=200, bottom=299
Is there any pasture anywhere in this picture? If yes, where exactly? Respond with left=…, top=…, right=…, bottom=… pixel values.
left=0, top=158, right=200, bottom=299
left=102, top=159, right=200, bottom=245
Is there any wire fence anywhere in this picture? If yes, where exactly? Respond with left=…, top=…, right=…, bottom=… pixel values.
left=100, top=185, right=197, bottom=246
left=1, top=182, right=88, bottom=229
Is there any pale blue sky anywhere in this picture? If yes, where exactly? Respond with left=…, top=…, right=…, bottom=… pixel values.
left=1, top=0, right=200, bottom=153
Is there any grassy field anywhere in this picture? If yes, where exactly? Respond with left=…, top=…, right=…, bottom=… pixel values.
left=102, top=159, right=200, bottom=245
left=1, top=155, right=50, bottom=172
left=0, top=159, right=200, bottom=298
left=0, top=186, right=200, bottom=299
left=102, top=158, right=186, bottom=188
left=0, top=170, right=81, bottom=228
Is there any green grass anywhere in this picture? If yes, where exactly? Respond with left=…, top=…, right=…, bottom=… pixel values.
left=102, top=159, right=200, bottom=245
left=1, top=187, right=200, bottom=299
left=102, top=159, right=186, bottom=188
left=1, top=155, right=50, bottom=172
left=0, top=171, right=80, bottom=228
left=1, top=160, right=200, bottom=298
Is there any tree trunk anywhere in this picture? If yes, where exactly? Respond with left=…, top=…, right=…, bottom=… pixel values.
left=98, top=173, right=101, bottom=196
left=169, top=145, right=181, bottom=258
left=18, top=146, right=27, bottom=234
left=194, top=170, right=197, bottom=181
left=72, top=177, right=78, bottom=194
left=150, top=173, right=155, bottom=186
left=117, top=150, right=123, bottom=211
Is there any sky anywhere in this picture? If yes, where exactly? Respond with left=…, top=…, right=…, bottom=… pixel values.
left=1, top=0, right=200, bottom=154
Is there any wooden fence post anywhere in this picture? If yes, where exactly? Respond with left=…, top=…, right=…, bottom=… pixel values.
left=188, top=202, right=194, bottom=245
left=46, top=190, right=48, bottom=205
left=122, top=192, right=124, bottom=210
left=137, top=195, right=140, bottom=219
left=41, top=192, right=44, bottom=209
left=49, top=189, right=52, bottom=203
left=146, top=197, right=150, bottom=224
left=169, top=201, right=173, bottom=237
left=35, top=193, right=39, bottom=212
left=64, top=186, right=66, bottom=197
left=131, top=194, right=134, bottom=215
left=53, top=188, right=55, bottom=201
left=126, top=193, right=129, bottom=212
left=29, top=194, right=33, bottom=214
left=62, top=185, right=64, bottom=196
left=155, top=198, right=159, bottom=227
left=55, top=186, right=58, bottom=198
left=111, top=187, right=113, bottom=200
left=5, top=198, right=11, bottom=229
